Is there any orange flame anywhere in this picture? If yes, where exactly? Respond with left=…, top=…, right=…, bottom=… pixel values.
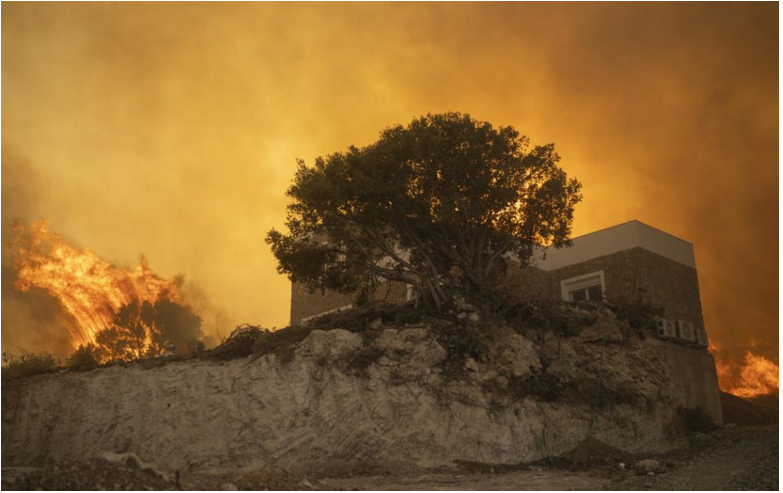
left=712, top=343, right=779, bottom=398
left=12, top=220, right=180, bottom=352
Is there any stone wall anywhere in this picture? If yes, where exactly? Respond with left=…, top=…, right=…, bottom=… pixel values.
left=291, top=247, right=707, bottom=334
left=549, top=248, right=705, bottom=329
left=289, top=283, right=355, bottom=326
left=499, top=262, right=554, bottom=302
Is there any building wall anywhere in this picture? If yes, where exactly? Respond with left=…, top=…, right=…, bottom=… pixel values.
left=290, top=283, right=355, bottom=326
left=549, top=248, right=705, bottom=330
left=631, top=248, right=705, bottom=329
left=290, top=280, right=409, bottom=325
left=292, top=247, right=705, bottom=332
left=542, top=220, right=696, bottom=270
left=290, top=221, right=705, bottom=334
left=499, top=261, right=554, bottom=303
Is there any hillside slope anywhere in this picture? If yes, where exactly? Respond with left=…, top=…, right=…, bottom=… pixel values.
left=2, top=303, right=722, bottom=473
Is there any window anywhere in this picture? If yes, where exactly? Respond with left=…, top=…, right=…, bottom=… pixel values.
left=560, top=271, right=605, bottom=302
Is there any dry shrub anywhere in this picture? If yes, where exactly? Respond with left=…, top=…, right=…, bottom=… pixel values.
left=1, top=350, right=60, bottom=381
left=305, top=302, right=429, bottom=332
left=612, top=298, right=663, bottom=334
left=502, top=298, right=597, bottom=338
left=253, top=325, right=316, bottom=363
left=432, top=322, right=490, bottom=377
left=207, top=324, right=266, bottom=360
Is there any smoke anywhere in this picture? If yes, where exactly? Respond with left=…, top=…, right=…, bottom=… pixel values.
left=1, top=3, right=777, bottom=370
left=177, top=280, right=233, bottom=347
left=1, top=145, right=73, bottom=358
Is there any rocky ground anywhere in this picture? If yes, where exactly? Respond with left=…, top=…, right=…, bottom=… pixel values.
left=2, top=423, right=777, bottom=491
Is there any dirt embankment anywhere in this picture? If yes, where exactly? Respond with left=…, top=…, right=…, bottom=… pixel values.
left=3, top=303, right=721, bottom=478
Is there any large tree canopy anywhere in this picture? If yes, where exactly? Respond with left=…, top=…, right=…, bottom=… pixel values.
left=267, top=112, right=582, bottom=311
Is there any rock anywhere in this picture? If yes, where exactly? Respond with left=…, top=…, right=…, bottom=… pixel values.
left=97, top=452, right=166, bottom=481
left=467, top=312, right=480, bottom=322
left=297, top=329, right=362, bottom=362
left=579, top=316, right=623, bottom=343
left=725, top=423, right=737, bottom=429
left=453, top=294, right=478, bottom=313
left=647, top=471, right=655, bottom=476
left=464, top=357, right=480, bottom=372
left=373, top=328, right=445, bottom=367
left=634, top=459, right=661, bottom=474
left=370, top=327, right=446, bottom=381
left=368, top=317, right=383, bottom=330
left=480, top=369, right=498, bottom=381
left=220, top=482, right=238, bottom=491
left=494, top=333, right=541, bottom=379
left=543, top=341, right=578, bottom=382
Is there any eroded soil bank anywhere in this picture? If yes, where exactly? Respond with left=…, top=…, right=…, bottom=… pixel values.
left=3, top=303, right=722, bottom=478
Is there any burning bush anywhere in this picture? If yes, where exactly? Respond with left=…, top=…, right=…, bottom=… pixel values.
left=11, top=220, right=192, bottom=354
left=93, top=299, right=203, bottom=362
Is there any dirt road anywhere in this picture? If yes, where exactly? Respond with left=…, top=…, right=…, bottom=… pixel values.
left=2, top=424, right=777, bottom=490
left=605, top=425, right=779, bottom=491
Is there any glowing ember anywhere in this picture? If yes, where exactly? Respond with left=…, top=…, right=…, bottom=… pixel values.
left=12, top=220, right=181, bottom=352
left=712, top=345, right=779, bottom=398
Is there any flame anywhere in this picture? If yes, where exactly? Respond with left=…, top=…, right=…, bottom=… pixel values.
left=12, top=220, right=180, bottom=353
left=712, top=345, right=779, bottom=398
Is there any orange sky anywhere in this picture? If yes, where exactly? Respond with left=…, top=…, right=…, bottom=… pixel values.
left=2, top=3, right=778, bottom=366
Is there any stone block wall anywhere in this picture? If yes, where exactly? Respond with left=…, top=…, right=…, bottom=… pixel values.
left=549, top=248, right=705, bottom=330
left=291, top=247, right=706, bottom=335
left=290, top=280, right=409, bottom=325
left=290, top=283, right=355, bottom=326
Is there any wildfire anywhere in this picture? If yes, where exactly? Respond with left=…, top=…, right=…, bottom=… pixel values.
left=712, top=341, right=779, bottom=398
left=12, top=220, right=181, bottom=351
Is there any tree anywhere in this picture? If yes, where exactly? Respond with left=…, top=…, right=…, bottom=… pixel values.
left=266, top=112, right=582, bottom=312
left=96, top=303, right=148, bottom=361
left=94, top=299, right=203, bottom=361
left=139, top=298, right=203, bottom=356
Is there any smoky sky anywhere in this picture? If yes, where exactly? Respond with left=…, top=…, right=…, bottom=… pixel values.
left=1, top=144, right=73, bottom=357
left=1, top=3, right=777, bottom=363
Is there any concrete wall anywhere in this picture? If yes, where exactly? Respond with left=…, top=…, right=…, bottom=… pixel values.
left=652, top=339, right=724, bottom=425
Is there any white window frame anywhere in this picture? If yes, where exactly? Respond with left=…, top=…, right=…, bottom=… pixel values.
left=560, top=270, right=606, bottom=302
